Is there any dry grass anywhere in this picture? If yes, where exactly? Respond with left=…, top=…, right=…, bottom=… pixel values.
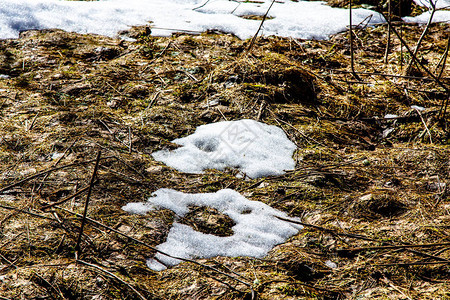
left=0, top=21, right=448, bottom=299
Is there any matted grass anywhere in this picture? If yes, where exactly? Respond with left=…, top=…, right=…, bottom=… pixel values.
left=0, top=21, right=448, bottom=299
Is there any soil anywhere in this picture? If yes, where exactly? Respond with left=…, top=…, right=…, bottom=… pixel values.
left=0, top=19, right=448, bottom=299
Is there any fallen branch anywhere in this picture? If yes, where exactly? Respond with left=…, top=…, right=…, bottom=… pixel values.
left=0, top=156, right=114, bottom=194
left=0, top=203, right=55, bottom=221
left=77, top=259, right=148, bottom=300
left=338, top=242, right=450, bottom=254
left=275, top=216, right=375, bottom=241
left=56, top=206, right=254, bottom=291
left=41, top=184, right=92, bottom=211
left=277, top=216, right=450, bottom=262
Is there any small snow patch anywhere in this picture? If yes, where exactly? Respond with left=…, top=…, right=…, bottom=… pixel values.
left=152, top=119, right=296, bottom=178
left=123, top=188, right=302, bottom=271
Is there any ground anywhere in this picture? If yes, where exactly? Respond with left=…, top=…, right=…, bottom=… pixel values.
left=0, top=20, right=448, bottom=299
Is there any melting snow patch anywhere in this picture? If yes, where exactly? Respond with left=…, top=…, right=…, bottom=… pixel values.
left=411, top=105, right=426, bottom=111
left=0, top=0, right=384, bottom=40
left=122, top=188, right=302, bottom=271
left=152, top=119, right=297, bottom=178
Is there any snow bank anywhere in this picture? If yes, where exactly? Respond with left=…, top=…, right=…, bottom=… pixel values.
left=152, top=119, right=296, bottom=178
left=0, top=0, right=384, bottom=40
left=122, top=188, right=302, bottom=271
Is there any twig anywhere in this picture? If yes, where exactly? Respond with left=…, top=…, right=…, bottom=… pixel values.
left=436, top=36, right=449, bottom=80
left=247, top=0, right=276, bottom=52
left=379, top=10, right=449, bottom=119
left=75, top=151, right=101, bottom=256
left=0, top=203, right=55, bottom=221
left=405, top=0, right=436, bottom=74
left=384, top=0, right=392, bottom=64
left=275, top=216, right=375, bottom=241
left=413, top=107, right=433, bottom=144
left=324, top=68, right=448, bottom=81
left=278, top=216, right=450, bottom=262
left=378, top=261, right=450, bottom=267
left=112, top=155, right=147, bottom=179
left=349, top=0, right=361, bottom=81
left=192, top=0, right=211, bottom=11
left=27, top=112, right=39, bottom=131
left=32, top=272, right=66, bottom=300
left=338, top=242, right=450, bottom=254
left=0, top=156, right=113, bottom=194
left=57, top=206, right=254, bottom=289
left=128, top=126, right=132, bottom=154
left=41, top=184, right=92, bottom=211
left=77, top=259, right=147, bottom=300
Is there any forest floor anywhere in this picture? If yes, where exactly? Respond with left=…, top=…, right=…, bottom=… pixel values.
left=0, top=20, right=449, bottom=299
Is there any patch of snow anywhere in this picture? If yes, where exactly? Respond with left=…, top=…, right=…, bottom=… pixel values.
left=0, top=0, right=385, bottom=40
left=325, top=260, right=337, bottom=269
left=122, top=188, right=302, bottom=271
left=404, top=10, right=450, bottom=24
left=411, top=105, right=426, bottom=111
left=413, top=0, right=450, bottom=9
left=152, top=119, right=296, bottom=179
left=382, top=128, right=395, bottom=138
left=384, top=114, right=398, bottom=119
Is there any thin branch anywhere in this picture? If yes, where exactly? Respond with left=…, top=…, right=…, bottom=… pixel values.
left=378, top=10, right=449, bottom=119
left=413, top=107, right=433, bottom=144
left=41, top=184, right=92, bottom=211
left=277, top=215, right=450, bottom=262
left=57, top=206, right=254, bottom=289
left=349, top=0, right=361, bottom=81
left=75, top=151, right=101, bottom=256
left=436, top=36, right=449, bottom=80
left=0, top=203, right=55, bottom=221
left=247, top=0, right=276, bottom=53
left=77, top=259, right=147, bottom=300
left=275, top=216, right=375, bottom=241
left=384, top=0, right=392, bottom=64
left=405, top=0, right=436, bottom=74
left=338, top=242, right=450, bottom=254
left=0, top=156, right=113, bottom=194
left=378, top=261, right=450, bottom=267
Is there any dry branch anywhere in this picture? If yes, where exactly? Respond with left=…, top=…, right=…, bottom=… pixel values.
left=75, top=151, right=102, bottom=256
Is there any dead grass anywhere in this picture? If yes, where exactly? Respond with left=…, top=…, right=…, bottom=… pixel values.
left=0, top=20, right=448, bottom=299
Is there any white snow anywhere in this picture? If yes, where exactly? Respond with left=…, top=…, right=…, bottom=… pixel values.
left=325, top=260, right=337, bottom=269
left=0, top=0, right=385, bottom=40
left=407, top=0, right=450, bottom=23
left=384, top=114, right=398, bottom=119
left=413, top=0, right=450, bottom=9
left=152, top=119, right=297, bottom=179
left=411, top=105, right=426, bottom=111
left=122, top=188, right=302, bottom=271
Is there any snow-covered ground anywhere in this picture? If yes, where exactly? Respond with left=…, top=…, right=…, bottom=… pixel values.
left=152, top=119, right=297, bottom=178
left=1, top=0, right=447, bottom=41
left=123, top=188, right=303, bottom=271
left=0, top=0, right=384, bottom=40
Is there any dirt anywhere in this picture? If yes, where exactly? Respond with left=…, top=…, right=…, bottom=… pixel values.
left=0, top=19, right=448, bottom=299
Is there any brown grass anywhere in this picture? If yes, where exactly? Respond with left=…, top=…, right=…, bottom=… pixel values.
left=0, top=21, right=448, bottom=299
